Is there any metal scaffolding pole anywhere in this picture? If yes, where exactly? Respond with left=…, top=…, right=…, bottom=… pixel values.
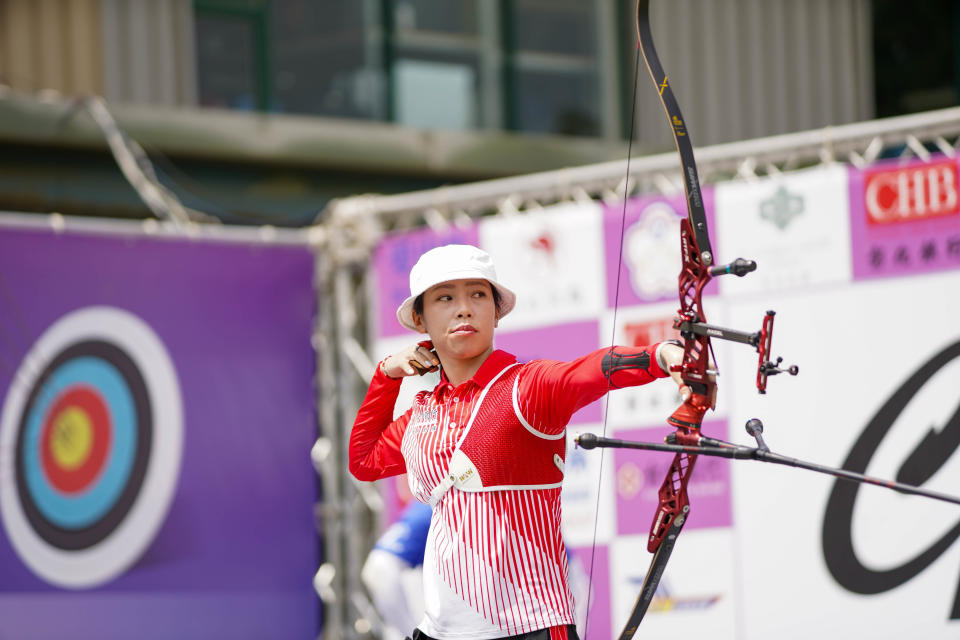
left=313, top=247, right=348, bottom=640
left=316, top=211, right=386, bottom=639
left=322, top=106, right=960, bottom=229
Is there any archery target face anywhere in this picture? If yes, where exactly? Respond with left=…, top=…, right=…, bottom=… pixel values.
left=0, top=306, right=183, bottom=588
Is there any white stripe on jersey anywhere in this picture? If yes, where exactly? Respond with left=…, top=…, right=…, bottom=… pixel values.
left=402, top=382, right=575, bottom=638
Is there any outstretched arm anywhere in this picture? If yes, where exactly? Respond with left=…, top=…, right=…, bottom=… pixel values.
left=517, top=342, right=684, bottom=434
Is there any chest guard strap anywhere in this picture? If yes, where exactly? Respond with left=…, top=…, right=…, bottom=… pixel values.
left=429, top=363, right=566, bottom=507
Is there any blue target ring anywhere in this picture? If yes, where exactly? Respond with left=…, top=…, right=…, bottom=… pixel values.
left=22, top=357, right=137, bottom=530
left=14, top=340, right=152, bottom=551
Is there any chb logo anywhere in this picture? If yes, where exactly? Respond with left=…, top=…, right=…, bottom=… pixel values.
left=864, top=159, right=959, bottom=225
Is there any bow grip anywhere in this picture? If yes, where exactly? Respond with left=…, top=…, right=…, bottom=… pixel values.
left=666, top=392, right=711, bottom=433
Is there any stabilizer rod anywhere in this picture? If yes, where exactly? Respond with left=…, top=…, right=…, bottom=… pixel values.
left=575, top=427, right=960, bottom=507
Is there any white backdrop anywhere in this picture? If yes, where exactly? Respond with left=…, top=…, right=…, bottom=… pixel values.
left=368, top=156, right=960, bottom=639
left=724, top=272, right=960, bottom=639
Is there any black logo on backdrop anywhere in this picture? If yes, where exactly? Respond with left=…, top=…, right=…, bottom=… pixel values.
left=822, top=339, right=960, bottom=619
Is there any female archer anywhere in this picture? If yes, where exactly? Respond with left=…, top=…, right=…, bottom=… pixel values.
left=349, top=244, right=694, bottom=640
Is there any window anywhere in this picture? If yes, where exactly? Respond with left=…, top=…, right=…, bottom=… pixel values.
left=872, top=0, right=960, bottom=118
left=195, top=1, right=267, bottom=110
left=272, top=0, right=377, bottom=118
left=194, top=0, right=614, bottom=137
left=195, top=0, right=379, bottom=118
left=505, top=0, right=603, bottom=136
left=388, top=0, right=487, bottom=129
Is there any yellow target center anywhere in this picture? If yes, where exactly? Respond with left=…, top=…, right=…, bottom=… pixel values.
left=50, top=407, right=93, bottom=470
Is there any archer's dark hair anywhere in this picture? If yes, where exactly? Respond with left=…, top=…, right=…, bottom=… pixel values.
left=413, top=284, right=503, bottom=318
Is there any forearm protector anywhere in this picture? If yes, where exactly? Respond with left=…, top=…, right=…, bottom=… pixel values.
left=601, top=347, right=652, bottom=389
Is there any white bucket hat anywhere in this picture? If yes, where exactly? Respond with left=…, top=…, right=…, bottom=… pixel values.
left=396, top=244, right=517, bottom=332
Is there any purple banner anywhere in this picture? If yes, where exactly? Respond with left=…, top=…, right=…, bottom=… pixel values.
left=849, top=156, right=960, bottom=279
left=612, top=420, right=732, bottom=534
left=602, top=191, right=718, bottom=309
left=372, top=225, right=479, bottom=338
left=0, top=225, right=318, bottom=638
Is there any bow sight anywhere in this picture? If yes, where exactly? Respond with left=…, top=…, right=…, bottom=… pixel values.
left=676, top=255, right=799, bottom=394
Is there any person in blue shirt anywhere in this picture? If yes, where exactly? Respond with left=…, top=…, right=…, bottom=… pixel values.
left=362, top=500, right=433, bottom=640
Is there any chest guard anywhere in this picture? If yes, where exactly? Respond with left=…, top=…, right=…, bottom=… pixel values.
left=429, top=363, right=566, bottom=506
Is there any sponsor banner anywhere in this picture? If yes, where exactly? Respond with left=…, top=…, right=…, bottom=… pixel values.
left=0, top=225, right=317, bottom=638
left=479, top=202, right=606, bottom=330
left=372, top=224, right=480, bottom=339
left=723, top=270, right=960, bottom=639
left=849, top=156, right=960, bottom=280
left=714, top=165, right=853, bottom=294
left=562, top=424, right=616, bottom=547
left=602, top=191, right=718, bottom=308
left=608, top=529, right=736, bottom=640
left=612, top=420, right=732, bottom=535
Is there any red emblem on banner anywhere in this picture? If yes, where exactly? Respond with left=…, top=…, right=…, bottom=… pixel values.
left=624, top=318, right=679, bottom=347
left=864, top=159, right=960, bottom=225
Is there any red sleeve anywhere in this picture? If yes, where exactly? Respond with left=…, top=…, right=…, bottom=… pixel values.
left=348, top=364, right=412, bottom=481
left=517, top=343, right=669, bottom=435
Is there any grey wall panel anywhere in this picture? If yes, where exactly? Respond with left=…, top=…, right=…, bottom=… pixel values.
left=173, top=0, right=197, bottom=106
left=99, top=0, right=126, bottom=100
left=99, top=0, right=196, bottom=106
left=632, top=0, right=873, bottom=148
left=126, top=0, right=153, bottom=102
left=0, top=0, right=104, bottom=95
left=66, top=0, right=104, bottom=95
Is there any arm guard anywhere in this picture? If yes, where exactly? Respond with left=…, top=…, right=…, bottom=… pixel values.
left=601, top=347, right=652, bottom=389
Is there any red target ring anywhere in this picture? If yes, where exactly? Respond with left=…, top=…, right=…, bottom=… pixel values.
left=40, top=386, right=112, bottom=495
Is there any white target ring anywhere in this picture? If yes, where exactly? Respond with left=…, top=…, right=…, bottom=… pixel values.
left=0, top=306, right=183, bottom=588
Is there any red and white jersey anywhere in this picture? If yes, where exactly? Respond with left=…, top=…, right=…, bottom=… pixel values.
left=350, top=347, right=667, bottom=639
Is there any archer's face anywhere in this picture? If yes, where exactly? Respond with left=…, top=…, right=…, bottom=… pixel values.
left=413, top=279, right=497, bottom=363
